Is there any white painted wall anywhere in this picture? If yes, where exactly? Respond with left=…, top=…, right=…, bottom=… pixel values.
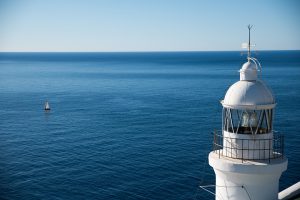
left=209, top=152, right=287, bottom=200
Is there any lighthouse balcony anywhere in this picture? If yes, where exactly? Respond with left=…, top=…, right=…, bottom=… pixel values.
left=212, top=130, right=284, bottom=163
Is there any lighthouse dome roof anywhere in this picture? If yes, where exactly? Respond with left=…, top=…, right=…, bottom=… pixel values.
left=222, top=80, right=275, bottom=109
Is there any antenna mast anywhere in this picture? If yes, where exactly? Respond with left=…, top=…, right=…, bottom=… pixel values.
left=248, top=25, right=253, bottom=61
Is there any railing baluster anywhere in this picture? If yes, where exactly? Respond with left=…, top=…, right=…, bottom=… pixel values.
left=269, top=139, right=271, bottom=163
left=258, top=140, right=260, bottom=159
left=242, top=139, right=244, bottom=163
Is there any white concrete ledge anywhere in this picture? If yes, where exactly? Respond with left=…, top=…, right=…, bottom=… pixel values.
left=209, top=152, right=288, bottom=174
left=278, top=182, right=300, bottom=200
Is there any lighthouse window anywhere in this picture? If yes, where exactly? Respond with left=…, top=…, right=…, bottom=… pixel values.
left=223, top=108, right=273, bottom=134
left=223, top=108, right=240, bottom=133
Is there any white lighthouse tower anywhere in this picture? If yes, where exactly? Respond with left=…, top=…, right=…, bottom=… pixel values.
left=208, top=26, right=288, bottom=200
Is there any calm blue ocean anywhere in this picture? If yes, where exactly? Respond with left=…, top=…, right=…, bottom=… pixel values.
left=0, top=51, right=299, bottom=199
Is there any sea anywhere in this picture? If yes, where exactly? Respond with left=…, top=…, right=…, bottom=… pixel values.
left=0, top=51, right=299, bottom=200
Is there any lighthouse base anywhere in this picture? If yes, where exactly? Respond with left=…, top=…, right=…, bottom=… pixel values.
left=209, top=152, right=288, bottom=200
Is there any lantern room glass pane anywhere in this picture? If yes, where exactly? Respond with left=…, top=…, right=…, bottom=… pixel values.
left=222, top=108, right=273, bottom=134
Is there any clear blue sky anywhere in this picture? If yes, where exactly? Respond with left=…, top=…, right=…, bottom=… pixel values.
left=0, top=0, right=299, bottom=52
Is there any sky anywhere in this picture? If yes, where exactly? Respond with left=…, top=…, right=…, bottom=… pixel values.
left=0, top=0, right=299, bottom=52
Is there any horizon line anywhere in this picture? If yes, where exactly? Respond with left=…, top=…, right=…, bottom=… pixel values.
left=0, top=49, right=299, bottom=53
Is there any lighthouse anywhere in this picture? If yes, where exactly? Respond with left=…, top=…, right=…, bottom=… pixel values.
left=208, top=26, right=288, bottom=200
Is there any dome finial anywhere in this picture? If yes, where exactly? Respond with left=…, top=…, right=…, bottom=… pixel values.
left=247, top=24, right=253, bottom=61
left=240, top=25, right=263, bottom=80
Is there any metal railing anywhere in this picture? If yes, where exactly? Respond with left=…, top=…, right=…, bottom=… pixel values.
left=212, top=130, right=284, bottom=163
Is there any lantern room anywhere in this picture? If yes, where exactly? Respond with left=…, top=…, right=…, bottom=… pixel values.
left=221, top=59, right=276, bottom=135
left=210, top=25, right=285, bottom=161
